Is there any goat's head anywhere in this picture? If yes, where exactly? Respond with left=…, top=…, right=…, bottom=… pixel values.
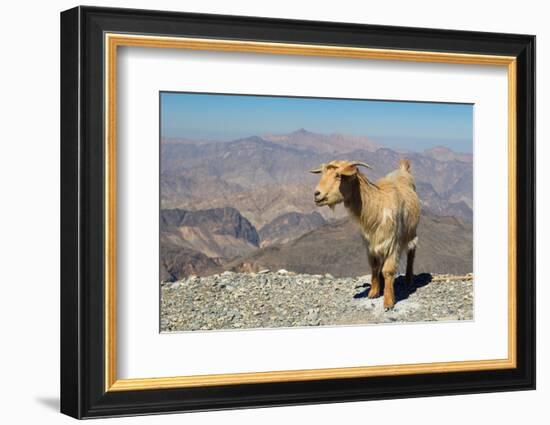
left=309, top=160, right=371, bottom=207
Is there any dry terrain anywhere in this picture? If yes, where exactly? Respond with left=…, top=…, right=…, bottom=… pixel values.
left=161, top=271, right=474, bottom=332
left=159, top=129, right=475, bottom=329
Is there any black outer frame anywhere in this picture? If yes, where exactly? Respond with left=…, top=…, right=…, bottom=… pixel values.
left=60, top=5, right=536, bottom=419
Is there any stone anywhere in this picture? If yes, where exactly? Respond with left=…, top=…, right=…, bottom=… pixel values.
left=160, top=272, right=474, bottom=331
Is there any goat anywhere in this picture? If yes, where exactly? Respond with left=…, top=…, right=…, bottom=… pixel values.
left=310, top=159, right=420, bottom=309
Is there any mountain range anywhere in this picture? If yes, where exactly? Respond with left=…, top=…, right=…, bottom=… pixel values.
left=160, top=129, right=473, bottom=281
left=161, top=207, right=472, bottom=281
left=162, top=129, right=472, bottom=223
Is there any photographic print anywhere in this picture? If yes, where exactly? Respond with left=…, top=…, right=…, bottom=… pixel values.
left=159, top=92, right=474, bottom=332
left=61, top=9, right=535, bottom=417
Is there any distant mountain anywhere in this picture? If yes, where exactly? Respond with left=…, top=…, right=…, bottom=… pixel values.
left=161, top=132, right=473, bottom=224
left=220, top=212, right=473, bottom=277
left=424, top=146, right=473, bottom=163
left=160, top=205, right=473, bottom=281
left=353, top=147, right=472, bottom=200
left=416, top=182, right=472, bottom=222
left=161, top=208, right=332, bottom=281
left=161, top=207, right=259, bottom=260
left=263, top=128, right=380, bottom=153
left=259, top=211, right=326, bottom=247
left=173, top=183, right=347, bottom=229
left=161, top=137, right=218, bottom=146
left=160, top=131, right=474, bottom=281
left=161, top=136, right=322, bottom=191
left=444, top=172, right=473, bottom=209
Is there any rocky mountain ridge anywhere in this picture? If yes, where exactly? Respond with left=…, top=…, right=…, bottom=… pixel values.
left=161, top=131, right=473, bottom=224
left=160, top=206, right=472, bottom=281
left=160, top=129, right=474, bottom=283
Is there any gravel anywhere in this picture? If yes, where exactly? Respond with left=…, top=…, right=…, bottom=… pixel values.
left=160, top=271, right=474, bottom=332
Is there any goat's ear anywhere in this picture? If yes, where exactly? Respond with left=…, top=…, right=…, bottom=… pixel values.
left=338, top=164, right=358, bottom=176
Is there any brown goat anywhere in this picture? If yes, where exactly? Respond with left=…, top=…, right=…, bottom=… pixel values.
left=310, top=159, right=420, bottom=309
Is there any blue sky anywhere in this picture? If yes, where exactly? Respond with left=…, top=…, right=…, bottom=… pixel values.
left=160, top=92, right=473, bottom=153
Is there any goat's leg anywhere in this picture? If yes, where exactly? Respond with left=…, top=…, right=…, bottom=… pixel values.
left=382, top=255, right=398, bottom=310
left=405, top=248, right=416, bottom=285
left=367, top=255, right=381, bottom=298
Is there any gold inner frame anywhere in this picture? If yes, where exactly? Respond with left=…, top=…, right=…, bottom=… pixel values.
left=104, top=33, right=517, bottom=392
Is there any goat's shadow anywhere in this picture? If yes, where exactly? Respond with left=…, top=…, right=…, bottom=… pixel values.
left=354, top=273, right=433, bottom=304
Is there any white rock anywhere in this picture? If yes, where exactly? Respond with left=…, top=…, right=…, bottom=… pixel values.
left=277, top=269, right=289, bottom=275
left=258, top=269, right=270, bottom=274
left=221, top=271, right=234, bottom=276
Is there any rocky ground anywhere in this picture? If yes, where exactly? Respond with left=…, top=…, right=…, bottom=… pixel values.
left=160, top=270, right=474, bottom=332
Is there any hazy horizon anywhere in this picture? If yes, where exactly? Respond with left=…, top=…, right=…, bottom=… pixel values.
left=161, top=92, right=474, bottom=153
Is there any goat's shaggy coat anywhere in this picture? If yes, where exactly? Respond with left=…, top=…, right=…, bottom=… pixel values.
left=311, top=159, right=420, bottom=309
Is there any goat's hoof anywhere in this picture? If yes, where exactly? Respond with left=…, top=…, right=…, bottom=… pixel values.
left=367, top=290, right=380, bottom=299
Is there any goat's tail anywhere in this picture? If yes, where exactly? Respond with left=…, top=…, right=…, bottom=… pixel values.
left=399, top=158, right=411, bottom=172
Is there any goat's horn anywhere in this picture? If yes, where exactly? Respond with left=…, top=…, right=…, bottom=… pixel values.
left=352, top=161, right=372, bottom=169
left=308, top=164, right=324, bottom=174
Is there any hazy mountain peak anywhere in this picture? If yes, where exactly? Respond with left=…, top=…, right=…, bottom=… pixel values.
left=424, top=145, right=472, bottom=163
left=261, top=129, right=379, bottom=154
left=287, top=128, right=321, bottom=138
left=425, top=145, right=453, bottom=154
left=235, top=135, right=266, bottom=143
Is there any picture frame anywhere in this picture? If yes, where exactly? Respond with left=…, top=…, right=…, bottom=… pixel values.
left=60, top=5, right=535, bottom=419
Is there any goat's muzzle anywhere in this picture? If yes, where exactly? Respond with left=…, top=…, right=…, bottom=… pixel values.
left=314, top=191, right=327, bottom=205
